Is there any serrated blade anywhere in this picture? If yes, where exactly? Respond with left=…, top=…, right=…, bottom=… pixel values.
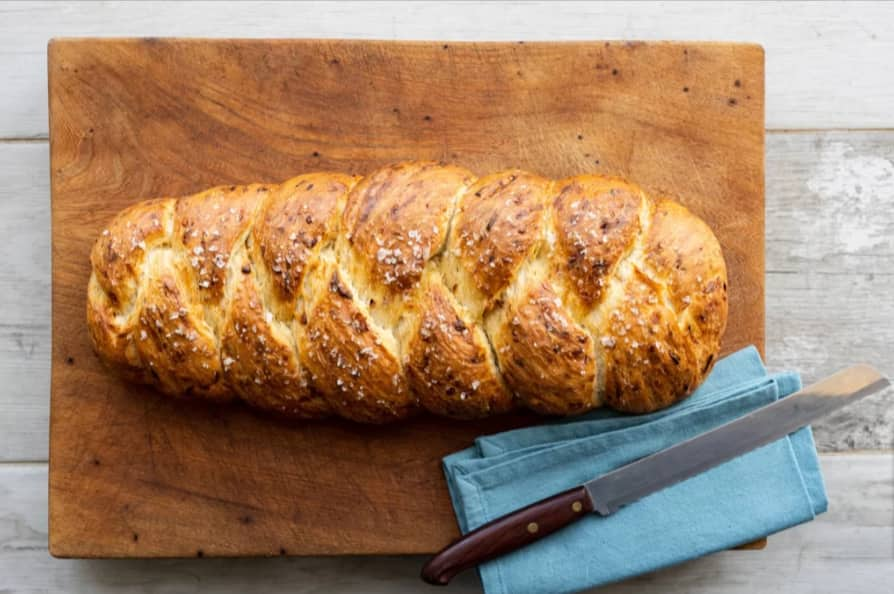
left=585, top=365, right=889, bottom=515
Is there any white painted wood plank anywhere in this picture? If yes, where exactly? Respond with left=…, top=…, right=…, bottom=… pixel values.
left=765, top=131, right=894, bottom=451
left=2, top=454, right=891, bottom=593
left=0, top=143, right=50, bottom=463
left=2, top=131, right=893, bottom=460
left=2, top=1, right=894, bottom=138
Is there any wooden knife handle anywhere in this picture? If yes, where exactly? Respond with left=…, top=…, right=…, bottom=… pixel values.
left=420, top=485, right=594, bottom=586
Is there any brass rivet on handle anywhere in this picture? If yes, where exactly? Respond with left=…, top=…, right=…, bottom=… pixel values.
left=571, top=501, right=583, bottom=513
left=527, top=522, right=539, bottom=534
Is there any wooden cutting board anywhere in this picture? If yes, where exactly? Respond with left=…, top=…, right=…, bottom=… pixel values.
left=48, top=39, right=764, bottom=557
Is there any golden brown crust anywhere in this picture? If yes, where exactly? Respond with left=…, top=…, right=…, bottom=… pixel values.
left=253, top=173, right=355, bottom=307
left=453, top=170, right=549, bottom=302
left=220, top=269, right=329, bottom=419
left=492, top=280, right=598, bottom=415
left=90, top=198, right=173, bottom=309
left=175, top=184, right=265, bottom=305
left=86, top=275, right=147, bottom=384
left=86, top=162, right=728, bottom=422
left=134, top=261, right=225, bottom=400
left=404, top=277, right=514, bottom=419
left=553, top=177, right=644, bottom=307
left=592, top=198, right=728, bottom=413
left=343, top=161, right=472, bottom=291
left=598, top=271, right=702, bottom=413
left=643, top=199, right=728, bottom=389
left=301, top=265, right=416, bottom=423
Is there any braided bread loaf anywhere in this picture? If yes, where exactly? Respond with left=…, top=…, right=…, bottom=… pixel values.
left=87, top=161, right=727, bottom=423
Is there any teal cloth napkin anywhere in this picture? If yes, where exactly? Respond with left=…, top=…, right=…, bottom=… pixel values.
left=443, top=346, right=827, bottom=594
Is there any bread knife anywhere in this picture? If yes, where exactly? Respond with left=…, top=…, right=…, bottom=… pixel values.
left=421, top=364, right=889, bottom=585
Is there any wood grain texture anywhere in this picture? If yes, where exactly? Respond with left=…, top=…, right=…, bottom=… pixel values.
left=48, top=38, right=764, bottom=557
left=765, top=132, right=894, bottom=450
left=0, top=143, right=51, bottom=462
left=5, top=454, right=892, bottom=593
left=3, top=1, right=894, bottom=137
